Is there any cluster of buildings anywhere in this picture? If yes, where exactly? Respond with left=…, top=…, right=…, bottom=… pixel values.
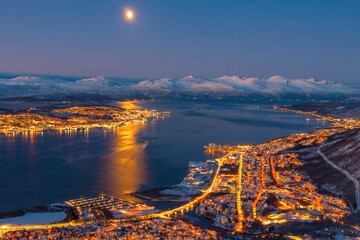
left=204, top=143, right=239, bottom=156
left=65, top=194, right=157, bottom=220
left=0, top=106, right=163, bottom=135
left=2, top=219, right=220, bottom=239
left=159, top=160, right=218, bottom=197
left=197, top=193, right=237, bottom=230
left=194, top=120, right=358, bottom=235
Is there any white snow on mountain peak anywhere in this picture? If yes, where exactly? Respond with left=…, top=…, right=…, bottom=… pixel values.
left=10, top=76, right=42, bottom=81
left=76, top=76, right=109, bottom=85
left=267, top=76, right=289, bottom=84
left=188, top=81, right=234, bottom=93
left=181, top=75, right=197, bottom=81
left=0, top=74, right=358, bottom=100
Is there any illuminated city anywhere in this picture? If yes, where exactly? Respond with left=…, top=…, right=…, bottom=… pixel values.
left=1, top=102, right=360, bottom=239
left=0, top=105, right=167, bottom=135
left=1, top=1, right=360, bottom=239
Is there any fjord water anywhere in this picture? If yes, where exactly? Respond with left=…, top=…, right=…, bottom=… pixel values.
left=0, top=100, right=328, bottom=211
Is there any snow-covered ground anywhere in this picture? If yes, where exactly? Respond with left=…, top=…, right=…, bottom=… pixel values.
left=317, top=144, right=360, bottom=211
left=0, top=211, right=66, bottom=226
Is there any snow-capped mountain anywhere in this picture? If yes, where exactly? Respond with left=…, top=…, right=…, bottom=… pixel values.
left=0, top=74, right=358, bottom=101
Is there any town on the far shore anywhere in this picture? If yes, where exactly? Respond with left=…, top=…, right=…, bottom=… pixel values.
left=0, top=105, right=169, bottom=135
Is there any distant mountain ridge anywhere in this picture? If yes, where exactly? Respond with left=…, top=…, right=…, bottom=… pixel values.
left=288, top=97, right=360, bottom=119
left=0, top=74, right=358, bottom=101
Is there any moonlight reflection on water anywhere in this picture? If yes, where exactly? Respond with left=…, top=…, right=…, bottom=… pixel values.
left=97, top=123, right=148, bottom=201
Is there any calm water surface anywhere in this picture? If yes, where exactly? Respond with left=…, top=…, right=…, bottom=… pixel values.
left=0, top=99, right=328, bottom=211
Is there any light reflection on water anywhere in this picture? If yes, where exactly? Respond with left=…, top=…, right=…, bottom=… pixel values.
left=97, top=123, right=148, bottom=202
left=0, top=100, right=152, bottom=210
left=118, top=100, right=143, bottom=110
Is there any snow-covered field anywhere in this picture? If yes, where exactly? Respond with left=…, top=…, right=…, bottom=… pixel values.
left=0, top=211, right=66, bottom=226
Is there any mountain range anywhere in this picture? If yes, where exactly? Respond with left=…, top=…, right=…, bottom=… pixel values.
left=0, top=74, right=358, bottom=101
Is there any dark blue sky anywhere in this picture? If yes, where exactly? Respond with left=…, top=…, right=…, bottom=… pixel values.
left=0, top=0, right=359, bottom=84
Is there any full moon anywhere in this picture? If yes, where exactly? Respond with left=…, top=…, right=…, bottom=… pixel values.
left=126, top=11, right=133, bottom=20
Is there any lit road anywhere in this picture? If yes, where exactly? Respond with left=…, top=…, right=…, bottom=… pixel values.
left=235, top=146, right=252, bottom=232
left=0, top=222, right=86, bottom=238
left=236, top=153, right=244, bottom=232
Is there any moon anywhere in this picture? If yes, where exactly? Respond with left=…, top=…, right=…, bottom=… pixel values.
left=126, top=10, right=134, bottom=20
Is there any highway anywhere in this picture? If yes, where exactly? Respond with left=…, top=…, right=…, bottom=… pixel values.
left=236, top=153, right=244, bottom=232
left=235, top=146, right=252, bottom=232
left=0, top=222, right=86, bottom=238
left=270, top=156, right=280, bottom=186
left=251, top=155, right=266, bottom=220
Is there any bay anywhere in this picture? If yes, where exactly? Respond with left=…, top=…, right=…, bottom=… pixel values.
left=0, top=99, right=328, bottom=211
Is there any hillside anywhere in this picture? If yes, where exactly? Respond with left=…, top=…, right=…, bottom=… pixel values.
left=288, top=97, right=360, bottom=119
left=287, top=128, right=360, bottom=212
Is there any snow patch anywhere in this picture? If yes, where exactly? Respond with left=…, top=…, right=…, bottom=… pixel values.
left=0, top=211, right=66, bottom=226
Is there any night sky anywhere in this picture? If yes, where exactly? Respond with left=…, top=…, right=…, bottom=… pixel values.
left=0, top=0, right=359, bottom=84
